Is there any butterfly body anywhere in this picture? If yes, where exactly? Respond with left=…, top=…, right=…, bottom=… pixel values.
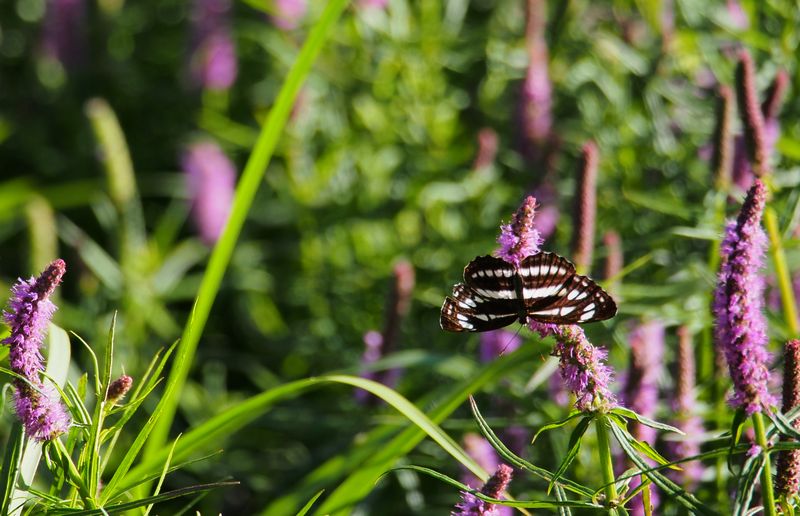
left=440, top=253, right=617, bottom=332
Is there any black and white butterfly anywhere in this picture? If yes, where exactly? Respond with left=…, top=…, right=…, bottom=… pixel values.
left=440, top=253, right=617, bottom=332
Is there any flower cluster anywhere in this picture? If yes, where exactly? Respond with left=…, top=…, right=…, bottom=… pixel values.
left=529, top=323, right=618, bottom=412
left=712, top=179, right=776, bottom=415
left=2, top=259, right=71, bottom=441
left=495, top=196, right=542, bottom=268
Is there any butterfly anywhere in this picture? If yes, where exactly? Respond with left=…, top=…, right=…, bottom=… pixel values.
left=440, top=253, right=617, bottom=332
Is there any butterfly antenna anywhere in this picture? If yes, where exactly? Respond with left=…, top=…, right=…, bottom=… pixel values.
left=496, top=324, right=525, bottom=357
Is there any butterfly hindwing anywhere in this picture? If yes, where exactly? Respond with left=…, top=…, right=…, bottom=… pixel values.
left=518, top=253, right=617, bottom=324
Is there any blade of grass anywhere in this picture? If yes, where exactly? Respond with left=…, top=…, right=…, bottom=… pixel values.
left=143, top=0, right=351, bottom=465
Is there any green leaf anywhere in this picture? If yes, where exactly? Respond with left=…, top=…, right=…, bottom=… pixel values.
left=610, top=407, right=684, bottom=434
left=728, top=409, right=748, bottom=473
left=48, top=481, right=238, bottom=515
left=531, top=412, right=584, bottom=445
left=548, top=416, right=593, bottom=494
left=468, top=396, right=594, bottom=498
left=295, top=490, right=324, bottom=516
left=392, top=465, right=603, bottom=510
left=0, top=424, right=23, bottom=516
left=732, top=452, right=764, bottom=516
left=766, top=410, right=800, bottom=441
left=270, top=346, right=543, bottom=515
left=610, top=420, right=714, bottom=514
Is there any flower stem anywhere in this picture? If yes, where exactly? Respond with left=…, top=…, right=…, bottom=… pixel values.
left=595, top=416, right=619, bottom=513
left=764, top=206, right=799, bottom=336
left=753, top=412, right=777, bottom=516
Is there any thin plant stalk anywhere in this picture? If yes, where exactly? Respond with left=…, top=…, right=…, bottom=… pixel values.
left=142, top=0, right=350, bottom=469
left=764, top=206, right=799, bottom=336
left=753, top=412, right=777, bottom=516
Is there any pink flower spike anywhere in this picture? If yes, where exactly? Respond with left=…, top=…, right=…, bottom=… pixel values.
left=495, top=196, right=543, bottom=267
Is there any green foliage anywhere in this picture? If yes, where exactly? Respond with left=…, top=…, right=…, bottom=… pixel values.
left=0, top=0, right=799, bottom=513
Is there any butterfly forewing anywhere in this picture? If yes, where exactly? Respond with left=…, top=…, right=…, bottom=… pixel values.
left=440, top=252, right=617, bottom=332
left=440, top=284, right=517, bottom=332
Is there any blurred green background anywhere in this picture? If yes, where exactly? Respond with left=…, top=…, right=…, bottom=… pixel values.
left=0, top=0, right=799, bottom=513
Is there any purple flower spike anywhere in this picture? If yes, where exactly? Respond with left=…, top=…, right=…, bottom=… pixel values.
left=453, top=464, right=514, bottom=516
left=3, top=259, right=71, bottom=441
left=713, top=179, right=776, bottom=415
left=182, top=141, right=237, bottom=245
left=521, top=0, right=552, bottom=157
left=735, top=50, right=768, bottom=177
left=529, top=323, right=618, bottom=412
left=776, top=339, right=800, bottom=496
left=495, top=196, right=543, bottom=267
left=711, top=85, right=735, bottom=189
left=571, top=141, right=599, bottom=272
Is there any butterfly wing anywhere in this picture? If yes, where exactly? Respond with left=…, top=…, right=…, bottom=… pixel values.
left=440, top=284, right=518, bottom=332
left=517, top=252, right=617, bottom=324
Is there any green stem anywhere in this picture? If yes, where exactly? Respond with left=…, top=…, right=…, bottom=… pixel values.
left=752, top=412, right=777, bottom=516
left=595, top=416, right=619, bottom=513
left=764, top=206, right=799, bottom=337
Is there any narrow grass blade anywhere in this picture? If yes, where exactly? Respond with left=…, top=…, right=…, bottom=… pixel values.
left=49, top=481, right=238, bottom=515
left=143, top=0, right=352, bottom=464
left=0, top=424, right=23, bottom=515
left=295, top=490, right=324, bottom=516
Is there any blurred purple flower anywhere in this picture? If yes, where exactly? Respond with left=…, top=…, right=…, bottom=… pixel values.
left=495, top=196, right=542, bottom=268
left=460, top=433, right=500, bottom=489
left=189, top=0, right=237, bottom=90
left=528, top=182, right=559, bottom=241
left=453, top=464, right=513, bottom=516
left=622, top=320, right=664, bottom=444
left=354, top=331, right=385, bottom=404
left=273, top=0, right=307, bottom=30
left=3, top=259, right=71, bottom=441
left=776, top=339, right=800, bottom=496
left=667, top=327, right=705, bottom=489
left=182, top=141, right=236, bottom=245
left=479, top=330, right=522, bottom=363
left=619, top=321, right=664, bottom=516
left=713, top=179, right=776, bottom=415
left=359, top=0, right=388, bottom=9
left=726, top=0, right=749, bottom=30
left=521, top=0, right=552, bottom=157
left=530, top=323, right=618, bottom=412
left=41, top=0, right=86, bottom=70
